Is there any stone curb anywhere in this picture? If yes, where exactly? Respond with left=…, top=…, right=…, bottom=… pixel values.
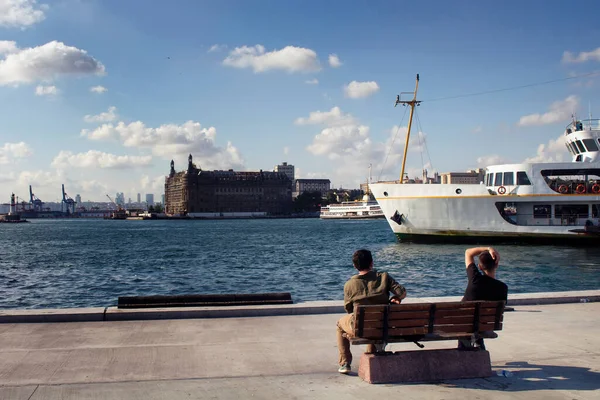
left=0, top=290, right=598, bottom=323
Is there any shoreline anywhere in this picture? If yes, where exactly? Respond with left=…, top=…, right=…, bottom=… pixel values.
left=1, top=289, right=598, bottom=324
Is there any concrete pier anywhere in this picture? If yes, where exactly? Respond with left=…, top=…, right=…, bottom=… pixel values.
left=0, top=292, right=599, bottom=399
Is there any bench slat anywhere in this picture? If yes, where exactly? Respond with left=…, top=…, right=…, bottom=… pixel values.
left=349, top=331, right=499, bottom=345
left=434, top=307, right=497, bottom=318
left=433, top=322, right=498, bottom=334
left=435, top=315, right=502, bottom=325
left=361, top=318, right=429, bottom=330
left=364, top=311, right=430, bottom=320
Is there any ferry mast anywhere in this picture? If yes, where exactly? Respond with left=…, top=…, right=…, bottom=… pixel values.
left=395, top=74, right=422, bottom=183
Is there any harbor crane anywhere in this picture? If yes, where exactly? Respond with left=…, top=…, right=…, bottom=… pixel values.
left=29, top=185, right=44, bottom=212
left=106, top=194, right=124, bottom=211
left=61, top=184, right=76, bottom=215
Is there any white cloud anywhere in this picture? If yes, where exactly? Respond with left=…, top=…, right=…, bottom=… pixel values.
left=223, top=44, right=320, bottom=73
left=84, top=106, right=117, bottom=123
left=562, top=47, right=600, bottom=63
left=294, top=106, right=357, bottom=126
left=305, top=78, right=319, bottom=85
left=524, top=135, right=568, bottom=163
left=34, top=84, right=57, bottom=96
left=0, top=0, right=46, bottom=28
left=476, top=155, right=511, bottom=167
left=0, top=171, right=15, bottom=182
left=90, top=85, right=107, bottom=94
left=0, top=40, right=18, bottom=54
left=0, top=141, right=32, bottom=164
left=51, top=150, right=152, bottom=169
left=472, top=126, right=483, bottom=134
left=328, top=54, right=342, bottom=68
left=283, top=146, right=289, bottom=156
left=307, top=124, right=371, bottom=159
left=81, top=120, right=245, bottom=170
left=295, top=106, right=429, bottom=185
left=344, top=80, right=380, bottom=99
left=0, top=40, right=105, bottom=86
left=517, top=95, right=578, bottom=126
left=208, top=44, right=227, bottom=53
left=140, top=174, right=165, bottom=194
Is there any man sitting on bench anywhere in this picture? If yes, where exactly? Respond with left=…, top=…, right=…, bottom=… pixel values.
left=459, top=246, right=508, bottom=351
left=337, top=249, right=407, bottom=374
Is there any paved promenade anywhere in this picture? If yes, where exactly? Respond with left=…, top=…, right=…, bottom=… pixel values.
left=0, top=299, right=599, bottom=399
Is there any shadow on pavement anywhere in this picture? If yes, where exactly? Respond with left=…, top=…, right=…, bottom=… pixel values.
left=440, top=361, right=600, bottom=392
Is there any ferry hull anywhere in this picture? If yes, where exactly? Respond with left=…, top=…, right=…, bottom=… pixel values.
left=370, top=182, right=600, bottom=244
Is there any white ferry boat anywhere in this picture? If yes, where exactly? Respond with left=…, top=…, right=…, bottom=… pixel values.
left=320, top=195, right=384, bottom=219
left=370, top=75, right=600, bottom=243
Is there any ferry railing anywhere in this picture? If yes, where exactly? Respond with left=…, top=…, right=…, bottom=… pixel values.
left=565, top=118, right=600, bottom=134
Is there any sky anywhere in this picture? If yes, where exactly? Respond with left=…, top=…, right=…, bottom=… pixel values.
left=1, top=0, right=600, bottom=203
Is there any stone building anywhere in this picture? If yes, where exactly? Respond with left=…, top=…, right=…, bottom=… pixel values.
left=293, top=178, right=331, bottom=198
left=440, top=169, right=485, bottom=184
left=164, top=155, right=292, bottom=216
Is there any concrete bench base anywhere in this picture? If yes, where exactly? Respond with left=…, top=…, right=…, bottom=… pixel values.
left=358, top=348, right=493, bottom=384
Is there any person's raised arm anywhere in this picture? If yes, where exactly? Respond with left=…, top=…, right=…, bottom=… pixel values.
left=465, top=247, right=493, bottom=268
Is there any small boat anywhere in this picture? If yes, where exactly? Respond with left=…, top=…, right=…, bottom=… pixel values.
left=0, top=214, right=29, bottom=223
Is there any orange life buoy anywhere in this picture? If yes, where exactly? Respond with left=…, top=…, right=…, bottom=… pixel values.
left=497, top=186, right=506, bottom=195
left=592, top=184, right=600, bottom=194
left=576, top=184, right=586, bottom=194
left=558, top=185, right=568, bottom=194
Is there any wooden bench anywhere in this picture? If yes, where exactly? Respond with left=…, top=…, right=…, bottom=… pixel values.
left=348, top=300, right=506, bottom=383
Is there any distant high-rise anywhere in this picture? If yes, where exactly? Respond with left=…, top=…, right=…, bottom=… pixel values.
left=137, top=193, right=141, bottom=203
left=75, top=194, right=81, bottom=204
left=115, top=192, right=125, bottom=206
left=274, top=162, right=295, bottom=181
left=146, top=193, right=154, bottom=206
left=161, top=194, right=165, bottom=205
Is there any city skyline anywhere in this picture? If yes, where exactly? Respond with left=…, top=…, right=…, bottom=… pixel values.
left=1, top=1, right=600, bottom=202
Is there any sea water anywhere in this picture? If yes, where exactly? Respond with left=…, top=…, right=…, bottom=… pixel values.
left=1, top=219, right=599, bottom=309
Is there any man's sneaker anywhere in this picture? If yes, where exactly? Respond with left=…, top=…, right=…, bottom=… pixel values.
left=338, top=364, right=351, bottom=374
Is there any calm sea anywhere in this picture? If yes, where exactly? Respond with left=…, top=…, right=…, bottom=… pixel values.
left=1, top=219, right=599, bottom=309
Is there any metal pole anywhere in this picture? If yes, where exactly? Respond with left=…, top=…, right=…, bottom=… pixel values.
left=398, top=74, right=421, bottom=183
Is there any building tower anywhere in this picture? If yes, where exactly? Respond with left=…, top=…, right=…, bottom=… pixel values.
left=274, top=162, right=295, bottom=181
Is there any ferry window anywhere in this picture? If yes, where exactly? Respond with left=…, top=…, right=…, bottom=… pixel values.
left=503, top=172, right=514, bottom=186
left=533, top=204, right=552, bottom=218
left=583, top=139, right=599, bottom=152
left=593, top=205, right=600, bottom=218
left=533, top=205, right=551, bottom=219
left=575, top=140, right=586, bottom=153
left=517, top=172, right=531, bottom=185
left=494, top=173, right=502, bottom=186
left=486, top=173, right=492, bottom=186
left=567, top=142, right=578, bottom=154
left=555, top=204, right=589, bottom=219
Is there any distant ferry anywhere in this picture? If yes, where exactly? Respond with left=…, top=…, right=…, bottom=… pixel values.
left=320, top=196, right=384, bottom=220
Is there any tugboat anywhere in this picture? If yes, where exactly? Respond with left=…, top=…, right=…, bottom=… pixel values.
left=0, top=194, right=29, bottom=223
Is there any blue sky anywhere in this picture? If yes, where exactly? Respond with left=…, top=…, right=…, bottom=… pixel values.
left=1, top=0, right=600, bottom=203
